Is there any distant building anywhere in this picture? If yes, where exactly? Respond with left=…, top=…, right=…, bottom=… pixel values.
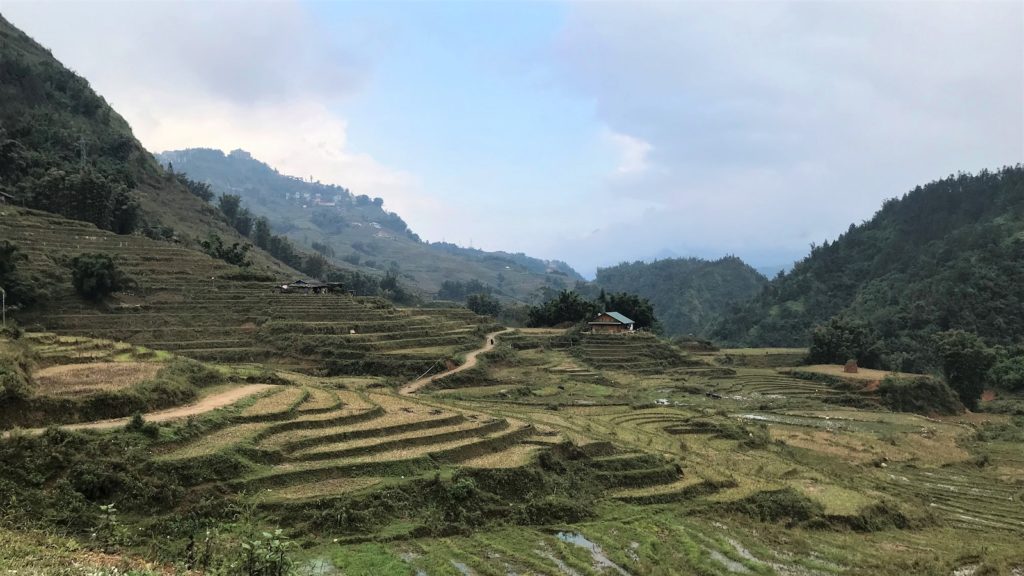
left=278, top=279, right=345, bottom=294
left=588, top=311, right=635, bottom=333
left=0, top=191, right=15, bottom=204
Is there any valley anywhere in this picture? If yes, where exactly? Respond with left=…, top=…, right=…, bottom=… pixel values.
left=0, top=7, right=1022, bottom=576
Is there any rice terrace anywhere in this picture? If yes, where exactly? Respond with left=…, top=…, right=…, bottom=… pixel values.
left=1, top=4, right=1024, bottom=576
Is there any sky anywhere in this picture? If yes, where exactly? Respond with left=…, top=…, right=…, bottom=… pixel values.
left=4, top=1, right=1022, bottom=277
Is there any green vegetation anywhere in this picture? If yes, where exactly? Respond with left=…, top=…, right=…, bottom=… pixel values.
left=713, top=167, right=1024, bottom=374
left=878, top=375, right=963, bottom=415
left=0, top=241, right=38, bottom=307
left=155, top=148, right=582, bottom=302
left=1, top=15, right=1022, bottom=575
left=588, top=256, right=767, bottom=337
left=933, top=329, right=996, bottom=410
left=527, top=290, right=657, bottom=330
left=69, top=253, right=134, bottom=300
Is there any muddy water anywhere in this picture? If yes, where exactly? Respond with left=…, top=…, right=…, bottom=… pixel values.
left=555, top=532, right=631, bottom=576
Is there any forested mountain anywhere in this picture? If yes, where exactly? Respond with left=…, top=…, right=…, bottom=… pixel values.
left=585, top=257, right=767, bottom=337
left=712, top=166, right=1024, bottom=371
left=0, top=15, right=292, bottom=275
left=156, top=148, right=582, bottom=302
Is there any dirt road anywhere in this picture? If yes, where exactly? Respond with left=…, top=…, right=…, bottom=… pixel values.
left=3, top=383, right=275, bottom=437
left=399, top=328, right=512, bottom=395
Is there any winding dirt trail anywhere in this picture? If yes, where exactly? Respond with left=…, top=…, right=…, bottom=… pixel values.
left=3, top=384, right=275, bottom=437
left=399, top=328, right=512, bottom=395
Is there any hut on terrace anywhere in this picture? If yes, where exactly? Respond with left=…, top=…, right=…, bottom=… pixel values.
left=587, top=311, right=635, bottom=333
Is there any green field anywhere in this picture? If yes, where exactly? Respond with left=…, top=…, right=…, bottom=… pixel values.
left=2, top=322, right=1022, bottom=575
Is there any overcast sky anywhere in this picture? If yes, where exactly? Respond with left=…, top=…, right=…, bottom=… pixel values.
left=5, top=1, right=1022, bottom=277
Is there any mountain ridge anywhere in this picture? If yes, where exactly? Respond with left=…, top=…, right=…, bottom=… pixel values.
left=157, top=147, right=583, bottom=303
left=711, top=166, right=1024, bottom=370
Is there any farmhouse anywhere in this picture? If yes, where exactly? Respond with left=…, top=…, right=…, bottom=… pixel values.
left=278, top=279, right=344, bottom=294
left=588, top=311, right=635, bottom=333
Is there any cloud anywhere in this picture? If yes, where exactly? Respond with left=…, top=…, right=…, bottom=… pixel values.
left=550, top=1, right=1024, bottom=273
left=605, top=130, right=652, bottom=175
left=2, top=1, right=426, bottom=218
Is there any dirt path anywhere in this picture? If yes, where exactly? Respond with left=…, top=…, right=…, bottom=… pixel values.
left=3, top=383, right=275, bottom=437
left=399, top=328, right=512, bottom=395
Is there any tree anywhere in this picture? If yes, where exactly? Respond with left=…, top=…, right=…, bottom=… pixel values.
left=605, top=292, right=658, bottom=331
left=988, top=355, right=1024, bottom=392
left=218, top=194, right=242, bottom=224
left=0, top=241, right=36, bottom=306
left=232, top=206, right=253, bottom=237
left=808, top=316, right=882, bottom=368
left=70, top=253, right=133, bottom=300
left=311, top=241, right=335, bottom=258
left=302, top=253, right=329, bottom=280
left=933, top=330, right=995, bottom=411
left=527, top=291, right=597, bottom=327
left=200, top=234, right=251, bottom=267
left=466, top=293, right=501, bottom=317
left=253, top=217, right=272, bottom=250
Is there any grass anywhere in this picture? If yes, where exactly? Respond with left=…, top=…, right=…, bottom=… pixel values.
left=239, top=386, right=304, bottom=418
left=6, top=289, right=1024, bottom=574
left=33, top=361, right=162, bottom=397
left=794, top=364, right=924, bottom=382
left=158, top=422, right=268, bottom=460
left=458, top=443, right=539, bottom=468
left=268, top=476, right=385, bottom=501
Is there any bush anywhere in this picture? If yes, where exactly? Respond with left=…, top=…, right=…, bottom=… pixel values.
left=69, top=253, right=133, bottom=300
left=0, top=344, right=34, bottom=400
left=726, top=487, right=824, bottom=525
left=933, top=330, right=995, bottom=411
left=158, top=358, right=223, bottom=388
left=878, top=375, right=963, bottom=415
left=989, top=355, right=1024, bottom=392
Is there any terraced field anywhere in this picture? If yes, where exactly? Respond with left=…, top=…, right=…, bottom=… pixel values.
left=575, top=332, right=697, bottom=374
left=3, top=209, right=494, bottom=377
left=882, top=465, right=1024, bottom=533
left=705, top=368, right=873, bottom=403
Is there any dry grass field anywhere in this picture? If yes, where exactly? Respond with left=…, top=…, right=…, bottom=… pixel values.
left=32, top=362, right=162, bottom=397
left=793, top=364, right=925, bottom=382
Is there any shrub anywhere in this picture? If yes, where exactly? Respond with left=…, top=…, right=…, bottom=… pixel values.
left=159, top=358, right=223, bottom=388
left=878, top=375, right=964, bottom=415
left=69, top=253, right=133, bottom=300
left=989, top=355, right=1024, bottom=392
left=727, top=487, right=824, bottom=525
left=0, top=342, right=34, bottom=400
left=933, top=330, right=995, bottom=411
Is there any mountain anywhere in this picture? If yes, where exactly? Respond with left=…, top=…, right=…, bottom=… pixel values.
left=156, top=147, right=583, bottom=302
left=585, top=257, right=767, bottom=337
left=712, top=166, right=1024, bottom=370
left=0, top=14, right=291, bottom=276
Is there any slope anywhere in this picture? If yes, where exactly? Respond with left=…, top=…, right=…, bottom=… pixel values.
left=156, top=148, right=583, bottom=303
left=0, top=14, right=290, bottom=274
left=4, top=207, right=496, bottom=376
left=589, top=256, right=767, bottom=337
left=712, top=166, right=1024, bottom=369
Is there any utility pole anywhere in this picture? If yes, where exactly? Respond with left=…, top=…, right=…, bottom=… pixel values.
left=1, top=287, right=6, bottom=329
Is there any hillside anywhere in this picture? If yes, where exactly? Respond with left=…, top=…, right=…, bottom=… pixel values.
left=3, top=208, right=496, bottom=377
left=712, top=166, right=1024, bottom=369
left=156, top=148, right=583, bottom=303
left=0, top=15, right=294, bottom=275
left=586, top=256, right=767, bottom=337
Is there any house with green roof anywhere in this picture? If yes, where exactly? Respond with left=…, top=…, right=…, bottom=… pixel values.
left=588, top=311, right=635, bottom=333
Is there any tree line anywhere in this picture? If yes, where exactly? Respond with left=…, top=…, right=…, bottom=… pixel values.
left=526, top=289, right=657, bottom=330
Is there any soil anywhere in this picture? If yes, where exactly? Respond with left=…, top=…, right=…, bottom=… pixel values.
left=5, top=384, right=275, bottom=436
left=399, top=329, right=512, bottom=395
